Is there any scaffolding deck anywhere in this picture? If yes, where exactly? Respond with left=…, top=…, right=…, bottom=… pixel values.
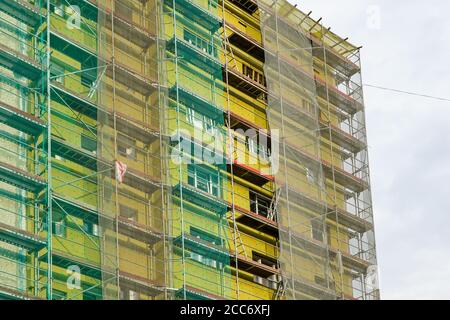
left=167, top=37, right=222, bottom=74
left=0, top=0, right=44, bottom=28
left=0, top=222, right=47, bottom=252
left=165, top=0, right=222, bottom=32
left=0, top=101, right=46, bottom=136
left=0, top=161, right=46, bottom=193
left=0, top=285, right=42, bottom=300
left=173, top=183, right=228, bottom=214
left=0, top=43, right=42, bottom=80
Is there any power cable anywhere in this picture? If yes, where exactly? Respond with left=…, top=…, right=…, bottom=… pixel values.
left=363, top=84, right=450, bottom=102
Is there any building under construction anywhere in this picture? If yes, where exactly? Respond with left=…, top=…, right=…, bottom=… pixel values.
left=0, top=0, right=379, bottom=300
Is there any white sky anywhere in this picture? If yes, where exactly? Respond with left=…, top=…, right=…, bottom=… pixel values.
left=290, top=0, right=450, bottom=299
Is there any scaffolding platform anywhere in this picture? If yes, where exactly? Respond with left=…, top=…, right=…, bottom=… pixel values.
left=225, top=21, right=265, bottom=61
left=173, top=183, right=228, bottom=215
left=315, top=78, right=363, bottom=115
left=225, top=67, right=267, bottom=100
left=122, top=167, right=161, bottom=194
left=0, top=222, right=46, bottom=252
left=49, top=29, right=159, bottom=97
left=105, top=11, right=157, bottom=49
left=285, top=186, right=373, bottom=233
left=229, top=161, right=273, bottom=186
left=0, top=101, right=46, bottom=136
left=50, top=82, right=100, bottom=119
left=165, top=0, right=222, bottom=32
left=285, top=143, right=368, bottom=193
left=288, top=278, right=336, bottom=300
left=173, top=233, right=230, bottom=263
left=117, top=216, right=162, bottom=245
left=0, top=161, right=46, bottom=193
left=106, top=62, right=159, bottom=97
left=321, top=122, right=366, bottom=154
left=230, top=253, right=279, bottom=278
left=50, top=136, right=161, bottom=194
left=0, top=0, right=44, bottom=28
left=282, top=227, right=370, bottom=274
left=175, top=285, right=226, bottom=300
left=119, top=271, right=164, bottom=297
left=51, top=82, right=159, bottom=144
left=53, top=194, right=99, bottom=224
left=114, top=111, right=160, bottom=145
left=49, top=250, right=104, bottom=280
left=49, top=30, right=98, bottom=67
left=0, top=285, right=42, bottom=300
left=169, top=86, right=224, bottom=121
left=53, top=194, right=162, bottom=245
left=0, top=43, right=42, bottom=80
left=167, top=37, right=222, bottom=74
left=233, top=204, right=278, bottom=236
left=51, top=136, right=98, bottom=171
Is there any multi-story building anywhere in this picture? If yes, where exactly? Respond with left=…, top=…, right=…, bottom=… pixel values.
left=0, top=0, right=379, bottom=300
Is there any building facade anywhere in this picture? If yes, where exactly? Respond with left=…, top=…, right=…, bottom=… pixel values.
left=0, top=0, right=379, bottom=300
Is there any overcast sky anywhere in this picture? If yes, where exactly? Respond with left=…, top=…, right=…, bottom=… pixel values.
left=290, top=0, right=450, bottom=299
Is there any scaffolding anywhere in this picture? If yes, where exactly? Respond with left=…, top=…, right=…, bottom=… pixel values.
left=0, top=0, right=378, bottom=300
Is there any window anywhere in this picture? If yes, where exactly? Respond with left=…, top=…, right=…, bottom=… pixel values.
left=118, top=134, right=136, bottom=160
left=306, top=167, right=315, bottom=184
left=186, top=108, right=217, bottom=135
left=54, top=218, right=66, bottom=237
left=183, top=29, right=217, bottom=57
left=253, top=275, right=277, bottom=289
left=84, top=222, right=100, bottom=236
left=246, top=136, right=271, bottom=162
left=314, top=276, right=335, bottom=290
left=190, top=252, right=217, bottom=268
left=204, top=117, right=216, bottom=135
left=259, top=144, right=270, bottom=161
left=53, top=1, right=65, bottom=17
left=51, top=64, right=65, bottom=85
left=187, top=166, right=219, bottom=197
left=311, top=219, right=324, bottom=242
left=250, top=192, right=270, bottom=218
left=120, top=204, right=138, bottom=221
left=238, top=21, right=247, bottom=30
left=46, top=212, right=66, bottom=237
left=191, top=226, right=222, bottom=245
left=81, top=134, right=96, bottom=154
left=120, top=288, right=140, bottom=300
left=196, top=170, right=210, bottom=193
left=247, top=136, right=258, bottom=155
left=188, top=227, right=223, bottom=269
left=242, top=63, right=266, bottom=86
